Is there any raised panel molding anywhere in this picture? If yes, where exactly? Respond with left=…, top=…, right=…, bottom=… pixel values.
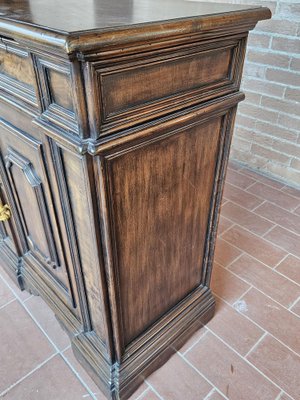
left=0, top=39, right=38, bottom=113
left=85, top=35, right=247, bottom=137
left=5, top=147, right=60, bottom=268
left=34, top=56, right=79, bottom=134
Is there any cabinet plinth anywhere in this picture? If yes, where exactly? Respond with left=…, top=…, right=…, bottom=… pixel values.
left=0, top=1, right=271, bottom=399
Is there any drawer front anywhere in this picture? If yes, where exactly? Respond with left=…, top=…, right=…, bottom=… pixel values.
left=88, top=36, right=246, bottom=136
left=0, top=39, right=38, bottom=111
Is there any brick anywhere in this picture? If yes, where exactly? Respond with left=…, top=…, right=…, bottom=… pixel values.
left=272, top=140, right=300, bottom=158
left=251, top=131, right=274, bottom=147
left=234, top=125, right=254, bottom=141
left=248, top=32, right=271, bottom=49
left=278, top=113, right=300, bottom=132
left=251, top=143, right=290, bottom=165
left=257, top=18, right=298, bottom=36
left=255, top=120, right=298, bottom=143
left=265, top=163, right=300, bottom=188
left=230, top=148, right=268, bottom=169
left=278, top=3, right=300, bottom=21
left=242, top=78, right=284, bottom=98
left=271, top=37, right=300, bottom=54
left=284, top=87, right=300, bottom=102
left=238, top=103, right=278, bottom=123
left=243, top=91, right=261, bottom=104
left=291, top=158, right=300, bottom=171
left=261, top=96, right=300, bottom=117
left=290, top=57, right=300, bottom=72
left=244, top=63, right=265, bottom=79
left=266, top=68, right=300, bottom=87
left=235, top=113, right=256, bottom=129
left=246, top=49, right=290, bottom=68
left=232, top=136, right=252, bottom=152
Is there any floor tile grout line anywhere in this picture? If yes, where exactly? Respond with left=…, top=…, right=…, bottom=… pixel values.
left=182, top=329, right=208, bottom=356
left=288, top=295, right=300, bottom=311
left=243, top=180, right=257, bottom=191
left=273, top=253, right=291, bottom=270
left=213, top=292, right=300, bottom=359
left=244, top=331, right=268, bottom=358
left=221, top=237, right=300, bottom=289
left=222, top=262, right=300, bottom=320
left=232, top=284, right=253, bottom=304
left=0, top=273, right=98, bottom=399
left=225, top=179, right=300, bottom=214
left=227, top=168, right=285, bottom=193
left=243, top=179, right=300, bottom=203
left=223, top=218, right=299, bottom=258
left=217, top=221, right=235, bottom=238
left=220, top=201, right=278, bottom=237
left=230, top=166, right=289, bottom=192
left=204, top=328, right=286, bottom=397
left=250, top=199, right=267, bottom=212
left=203, top=387, right=217, bottom=400
left=134, top=387, right=151, bottom=400
left=0, top=297, right=16, bottom=310
left=225, top=180, right=300, bottom=206
left=177, top=352, right=229, bottom=400
left=0, top=353, right=58, bottom=397
left=145, top=380, right=165, bottom=400
left=60, top=353, right=97, bottom=400
left=224, top=210, right=300, bottom=254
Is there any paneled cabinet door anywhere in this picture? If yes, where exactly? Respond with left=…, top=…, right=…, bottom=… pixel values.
left=0, top=120, right=74, bottom=302
left=0, top=168, right=20, bottom=257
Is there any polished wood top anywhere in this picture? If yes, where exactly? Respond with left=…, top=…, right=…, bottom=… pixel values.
left=0, top=0, right=265, bottom=33
left=0, top=0, right=271, bottom=54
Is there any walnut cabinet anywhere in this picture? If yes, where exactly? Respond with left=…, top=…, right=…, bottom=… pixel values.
left=0, top=1, right=270, bottom=399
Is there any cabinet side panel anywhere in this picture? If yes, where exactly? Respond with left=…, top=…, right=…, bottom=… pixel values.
left=107, top=117, right=222, bottom=345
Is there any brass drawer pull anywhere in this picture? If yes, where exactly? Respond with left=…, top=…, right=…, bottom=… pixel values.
left=0, top=202, right=11, bottom=221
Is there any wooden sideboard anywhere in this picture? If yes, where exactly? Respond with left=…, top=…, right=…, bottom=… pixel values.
left=0, top=1, right=271, bottom=399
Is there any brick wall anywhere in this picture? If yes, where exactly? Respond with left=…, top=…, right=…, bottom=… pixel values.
left=190, top=0, right=300, bottom=188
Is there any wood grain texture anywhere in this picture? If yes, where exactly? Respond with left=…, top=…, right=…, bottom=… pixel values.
left=106, top=117, right=221, bottom=344
left=0, top=2, right=271, bottom=399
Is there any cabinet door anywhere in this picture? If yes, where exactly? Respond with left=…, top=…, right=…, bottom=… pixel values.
left=0, top=169, right=20, bottom=257
left=0, top=120, right=73, bottom=298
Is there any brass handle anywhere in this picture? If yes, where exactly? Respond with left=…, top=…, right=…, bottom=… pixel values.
left=0, top=202, right=11, bottom=222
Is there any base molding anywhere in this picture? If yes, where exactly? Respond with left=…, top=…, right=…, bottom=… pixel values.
left=72, top=286, right=215, bottom=400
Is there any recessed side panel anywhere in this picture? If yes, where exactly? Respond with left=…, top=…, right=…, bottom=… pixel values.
left=105, top=116, right=222, bottom=345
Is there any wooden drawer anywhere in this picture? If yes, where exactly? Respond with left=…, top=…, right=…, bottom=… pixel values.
left=0, top=38, right=38, bottom=111
left=87, top=36, right=246, bottom=136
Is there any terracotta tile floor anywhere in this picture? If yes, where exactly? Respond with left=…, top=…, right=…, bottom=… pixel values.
left=0, top=161, right=300, bottom=400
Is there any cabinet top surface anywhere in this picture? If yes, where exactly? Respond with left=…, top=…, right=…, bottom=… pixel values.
left=0, top=0, right=269, bottom=33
